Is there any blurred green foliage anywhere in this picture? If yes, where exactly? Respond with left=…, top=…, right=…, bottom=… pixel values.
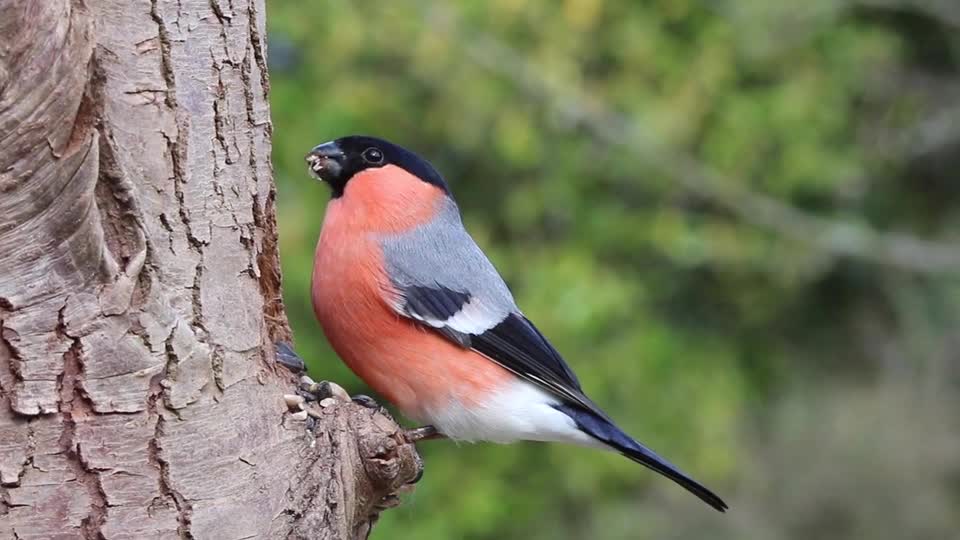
left=267, top=1, right=960, bottom=538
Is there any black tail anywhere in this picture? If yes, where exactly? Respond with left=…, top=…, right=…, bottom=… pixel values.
left=555, top=404, right=729, bottom=512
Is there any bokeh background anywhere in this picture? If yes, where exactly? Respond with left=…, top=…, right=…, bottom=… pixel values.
left=266, top=1, right=960, bottom=538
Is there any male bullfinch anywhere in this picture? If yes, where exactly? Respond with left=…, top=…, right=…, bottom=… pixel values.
left=305, top=135, right=728, bottom=512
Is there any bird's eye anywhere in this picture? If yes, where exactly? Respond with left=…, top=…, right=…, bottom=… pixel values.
left=361, top=147, right=384, bottom=164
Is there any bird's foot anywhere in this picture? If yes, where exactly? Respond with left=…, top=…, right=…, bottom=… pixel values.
left=351, top=394, right=381, bottom=409
left=274, top=341, right=306, bottom=373
left=403, top=425, right=446, bottom=444
left=350, top=393, right=399, bottom=424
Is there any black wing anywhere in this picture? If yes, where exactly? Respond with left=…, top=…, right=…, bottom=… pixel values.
left=397, top=284, right=610, bottom=420
left=399, top=284, right=472, bottom=347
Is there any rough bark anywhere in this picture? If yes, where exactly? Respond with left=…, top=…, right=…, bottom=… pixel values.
left=0, top=1, right=420, bottom=538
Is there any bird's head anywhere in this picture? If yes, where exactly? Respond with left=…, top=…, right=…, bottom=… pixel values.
left=306, top=135, right=450, bottom=199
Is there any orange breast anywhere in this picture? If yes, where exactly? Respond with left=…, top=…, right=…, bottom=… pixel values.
left=310, top=168, right=511, bottom=419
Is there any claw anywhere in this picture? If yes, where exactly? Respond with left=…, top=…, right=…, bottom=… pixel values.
left=275, top=342, right=306, bottom=373
left=351, top=394, right=381, bottom=409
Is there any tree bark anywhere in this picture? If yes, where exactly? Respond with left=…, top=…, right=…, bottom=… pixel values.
left=0, top=2, right=420, bottom=538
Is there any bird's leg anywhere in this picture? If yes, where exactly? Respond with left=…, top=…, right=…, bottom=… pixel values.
left=352, top=393, right=443, bottom=443
left=275, top=342, right=443, bottom=444
left=403, top=425, right=446, bottom=443
left=353, top=396, right=442, bottom=446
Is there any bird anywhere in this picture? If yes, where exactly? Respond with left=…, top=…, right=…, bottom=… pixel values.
left=304, top=135, right=728, bottom=512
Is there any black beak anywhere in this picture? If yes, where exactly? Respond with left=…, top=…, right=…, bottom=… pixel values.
left=305, top=141, right=345, bottom=183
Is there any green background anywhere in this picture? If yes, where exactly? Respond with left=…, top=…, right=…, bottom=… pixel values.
left=268, top=1, right=960, bottom=538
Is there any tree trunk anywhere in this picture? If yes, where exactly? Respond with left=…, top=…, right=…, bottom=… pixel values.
left=0, top=2, right=420, bottom=538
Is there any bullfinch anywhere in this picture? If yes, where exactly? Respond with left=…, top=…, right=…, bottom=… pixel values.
left=305, top=135, right=728, bottom=512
